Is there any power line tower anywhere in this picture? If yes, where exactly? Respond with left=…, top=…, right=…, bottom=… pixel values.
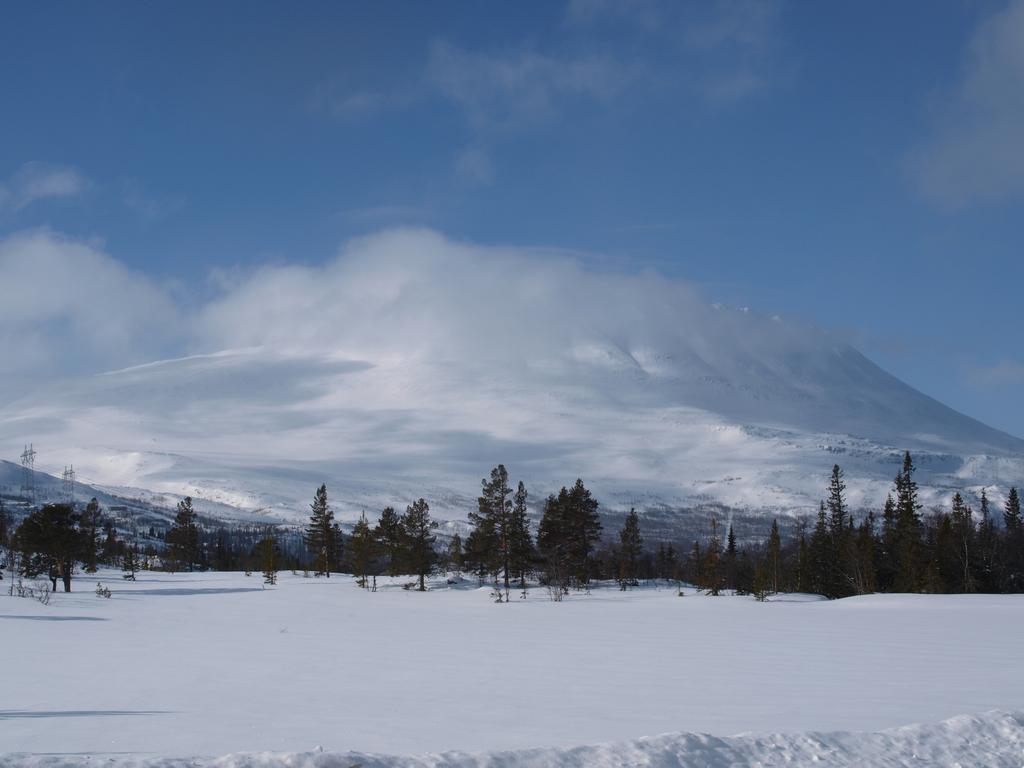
left=62, top=465, right=76, bottom=506
left=20, top=444, right=36, bottom=506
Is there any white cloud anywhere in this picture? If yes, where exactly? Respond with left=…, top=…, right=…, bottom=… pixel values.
left=0, top=162, right=90, bottom=211
left=426, top=41, right=633, bottom=131
left=0, top=230, right=180, bottom=385
left=911, top=0, right=1024, bottom=206
left=2, top=226, right=1020, bottom=519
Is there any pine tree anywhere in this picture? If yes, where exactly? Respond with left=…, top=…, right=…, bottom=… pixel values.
left=808, top=502, right=831, bottom=597
left=304, top=485, right=340, bottom=577
left=766, top=519, right=782, bottom=594
left=1003, top=487, right=1023, bottom=591
left=825, top=464, right=854, bottom=597
left=537, top=479, right=602, bottom=591
left=724, top=525, right=738, bottom=591
left=703, top=517, right=722, bottom=595
left=893, top=452, right=923, bottom=591
left=976, top=490, right=999, bottom=591
left=1004, top=487, right=1021, bottom=531
left=508, top=481, right=534, bottom=595
left=473, top=465, right=513, bottom=599
left=949, top=492, right=976, bottom=593
left=258, top=535, right=278, bottom=585
left=80, top=498, right=102, bottom=574
left=349, top=512, right=377, bottom=589
left=617, top=508, right=643, bottom=590
left=15, top=504, right=81, bottom=592
left=402, top=499, right=437, bottom=591
left=854, top=511, right=876, bottom=594
left=167, top=496, right=199, bottom=572
left=375, top=506, right=405, bottom=577
left=446, top=532, right=464, bottom=575
left=121, top=544, right=139, bottom=581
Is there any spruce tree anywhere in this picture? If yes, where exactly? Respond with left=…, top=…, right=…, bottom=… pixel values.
left=1004, top=487, right=1021, bottom=531
left=167, top=496, right=199, bottom=572
left=446, top=532, right=464, bottom=575
left=401, top=498, right=437, bottom=591
left=893, top=452, right=923, bottom=592
left=949, top=492, right=976, bottom=593
left=808, top=502, right=831, bottom=597
left=617, top=508, right=643, bottom=590
left=304, top=485, right=339, bottom=577
left=766, top=519, right=782, bottom=594
left=724, top=525, right=738, bottom=591
left=854, top=511, right=876, bottom=594
left=537, top=479, right=602, bottom=591
left=80, top=498, right=102, bottom=574
left=1003, top=488, right=1023, bottom=590
left=15, top=504, right=81, bottom=592
left=703, top=517, right=722, bottom=595
left=349, top=512, right=377, bottom=589
left=825, top=465, right=855, bottom=597
left=258, top=535, right=278, bottom=585
left=508, top=481, right=534, bottom=595
left=473, top=465, right=513, bottom=599
left=122, top=542, right=139, bottom=581
left=375, top=506, right=405, bottom=577
left=976, top=490, right=999, bottom=591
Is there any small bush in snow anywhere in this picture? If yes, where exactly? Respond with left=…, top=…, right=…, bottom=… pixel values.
left=95, top=582, right=112, bottom=598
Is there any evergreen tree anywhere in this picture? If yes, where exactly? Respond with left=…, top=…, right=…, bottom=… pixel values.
left=167, top=496, right=200, bottom=572
left=766, top=519, right=782, bottom=594
left=375, top=506, right=405, bottom=577
left=258, top=535, right=278, bottom=585
left=703, top=517, right=722, bottom=595
left=877, top=493, right=898, bottom=590
left=80, top=498, right=102, bottom=574
left=808, top=502, right=831, bottom=597
left=689, top=540, right=702, bottom=589
left=121, top=544, right=139, bottom=581
left=1003, top=487, right=1023, bottom=591
left=949, top=492, right=976, bottom=593
left=976, top=490, right=999, bottom=591
left=537, top=479, right=602, bottom=591
left=15, top=504, right=81, bottom=592
left=825, top=464, right=854, bottom=597
left=401, top=498, right=437, bottom=591
left=508, top=481, right=534, bottom=594
left=304, top=485, right=340, bottom=577
left=724, top=525, right=738, bottom=591
left=473, top=465, right=513, bottom=599
left=854, top=511, right=877, bottom=594
left=101, top=520, right=120, bottom=566
left=446, top=532, right=464, bottom=575
left=349, top=512, right=378, bottom=589
left=617, top=508, right=643, bottom=590
left=893, top=451, right=923, bottom=591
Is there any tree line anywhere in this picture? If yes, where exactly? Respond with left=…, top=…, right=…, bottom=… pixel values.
left=2, top=453, right=1022, bottom=599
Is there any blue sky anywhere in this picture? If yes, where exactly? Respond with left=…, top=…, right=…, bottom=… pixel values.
left=1, top=0, right=1022, bottom=437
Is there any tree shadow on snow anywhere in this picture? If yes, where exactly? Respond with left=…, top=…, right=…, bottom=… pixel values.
left=0, top=710, right=172, bottom=720
left=114, top=587, right=264, bottom=596
left=0, top=615, right=108, bottom=622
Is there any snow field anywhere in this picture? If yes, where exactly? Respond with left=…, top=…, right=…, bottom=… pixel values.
left=2, top=570, right=1024, bottom=764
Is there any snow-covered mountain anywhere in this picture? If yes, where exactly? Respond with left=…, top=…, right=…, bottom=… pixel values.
left=0, top=230, right=1020, bottom=526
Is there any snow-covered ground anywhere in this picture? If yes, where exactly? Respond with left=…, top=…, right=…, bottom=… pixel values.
left=3, top=570, right=1024, bottom=766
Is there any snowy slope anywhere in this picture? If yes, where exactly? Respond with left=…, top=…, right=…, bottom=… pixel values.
left=8, top=712, right=1024, bottom=768
left=0, top=230, right=1020, bottom=524
left=3, top=571, right=1024, bottom=764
